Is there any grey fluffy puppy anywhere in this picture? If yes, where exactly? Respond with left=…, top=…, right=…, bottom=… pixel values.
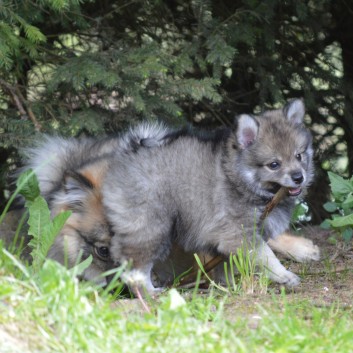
left=103, top=99, right=315, bottom=294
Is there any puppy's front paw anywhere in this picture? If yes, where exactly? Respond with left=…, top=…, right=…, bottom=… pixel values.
left=270, top=269, right=301, bottom=288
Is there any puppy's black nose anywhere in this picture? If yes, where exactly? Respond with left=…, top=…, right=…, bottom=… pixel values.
left=291, top=172, right=304, bottom=184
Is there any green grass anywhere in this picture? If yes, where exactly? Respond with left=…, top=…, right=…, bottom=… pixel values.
left=1, top=245, right=353, bottom=353
left=1, top=171, right=352, bottom=352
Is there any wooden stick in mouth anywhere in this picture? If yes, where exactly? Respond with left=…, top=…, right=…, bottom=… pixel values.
left=260, top=186, right=288, bottom=221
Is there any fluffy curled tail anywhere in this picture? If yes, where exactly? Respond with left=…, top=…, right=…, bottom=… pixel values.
left=119, top=122, right=175, bottom=152
left=20, top=135, right=95, bottom=197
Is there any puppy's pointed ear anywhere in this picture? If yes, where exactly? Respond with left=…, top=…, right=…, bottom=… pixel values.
left=63, top=172, right=93, bottom=209
left=283, top=99, right=305, bottom=125
left=61, top=159, right=108, bottom=210
left=236, top=114, right=259, bottom=149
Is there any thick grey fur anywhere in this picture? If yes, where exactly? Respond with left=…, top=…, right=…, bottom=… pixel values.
left=19, top=122, right=172, bottom=284
left=21, top=122, right=172, bottom=202
left=103, top=99, right=315, bottom=293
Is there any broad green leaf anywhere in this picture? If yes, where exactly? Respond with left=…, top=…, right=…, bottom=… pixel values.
left=342, top=194, right=353, bottom=209
left=27, top=196, right=71, bottom=272
left=342, top=228, right=353, bottom=242
left=27, top=196, right=52, bottom=268
left=27, top=196, right=51, bottom=243
left=17, top=169, right=41, bottom=201
left=41, top=210, right=71, bottom=260
left=18, top=168, right=71, bottom=273
left=323, top=202, right=337, bottom=213
left=49, top=211, right=71, bottom=239
left=328, top=172, right=353, bottom=197
left=330, top=213, right=353, bottom=228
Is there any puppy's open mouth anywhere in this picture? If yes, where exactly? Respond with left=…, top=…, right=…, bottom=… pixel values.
left=266, top=183, right=302, bottom=197
left=287, top=187, right=302, bottom=196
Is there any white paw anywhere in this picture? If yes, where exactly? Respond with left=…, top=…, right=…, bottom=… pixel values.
left=269, top=269, right=301, bottom=288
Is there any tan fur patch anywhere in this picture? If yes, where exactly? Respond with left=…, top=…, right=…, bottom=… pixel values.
left=268, top=232, right=320, bottom=262
left=79, top=159, right=110, bottom=188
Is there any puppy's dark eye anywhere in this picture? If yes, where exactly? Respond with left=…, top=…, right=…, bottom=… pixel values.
left=95, top=246, right=110, bottom=259
left=296, top=153, right=302, bottom=161
left=268, top=161, right=281, bottom=170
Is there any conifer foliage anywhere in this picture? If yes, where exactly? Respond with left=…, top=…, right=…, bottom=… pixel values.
left=0, top=0, right=352, bottom=214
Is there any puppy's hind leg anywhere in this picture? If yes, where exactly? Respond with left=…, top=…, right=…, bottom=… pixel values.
left=111, top=230, right=170, bottom=297
left=255, top=240, right=301, bottom=288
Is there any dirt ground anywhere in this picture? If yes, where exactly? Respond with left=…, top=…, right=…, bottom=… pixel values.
left=219, top=226, right=353, bottom=322
left=278, top=226, right=353, bottom=306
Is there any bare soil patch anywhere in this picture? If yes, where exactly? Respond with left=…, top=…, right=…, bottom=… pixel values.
left=283, top=226, right=353, bottom=306
left=221, top=226, right=353, bottom=323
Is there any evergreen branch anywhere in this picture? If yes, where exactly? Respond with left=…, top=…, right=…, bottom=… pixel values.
left=0, top=79, right=42, bottom=132
left=15, top=85, right=42, bottom=132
